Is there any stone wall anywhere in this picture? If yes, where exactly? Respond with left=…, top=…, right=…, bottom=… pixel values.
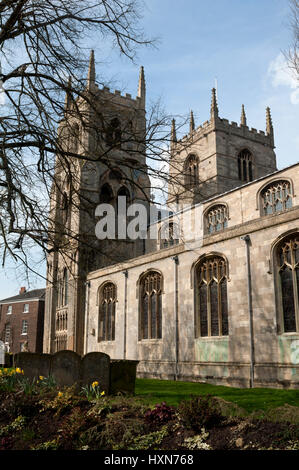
left=86, top=164, right=299, bottom=389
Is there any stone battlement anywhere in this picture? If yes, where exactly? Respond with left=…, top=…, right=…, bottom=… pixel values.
left=93, top=84, right=141, bottom=107
left=173, top=114, right=272, bottom=152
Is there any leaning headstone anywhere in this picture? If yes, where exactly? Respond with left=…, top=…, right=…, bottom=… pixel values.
left=110, top=360, right=139, bottom=394
left=4, top=353, right=12, bottom=367
left=14, top=352, right=51, bottom=380
left=80, top=352, right=110, bottom=394
left=50, top=350, right=81, bottom=387
left=0, top=341, right=4, bottom=366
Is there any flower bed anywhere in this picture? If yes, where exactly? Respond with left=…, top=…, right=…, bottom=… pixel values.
left=0, top=370, right=298, bottom=451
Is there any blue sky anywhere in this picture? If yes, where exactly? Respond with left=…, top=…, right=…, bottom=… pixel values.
left=0, top=0, right=298, bottom=299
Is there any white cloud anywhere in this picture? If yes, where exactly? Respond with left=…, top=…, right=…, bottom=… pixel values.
left=268, top=53, right=299, bottom=105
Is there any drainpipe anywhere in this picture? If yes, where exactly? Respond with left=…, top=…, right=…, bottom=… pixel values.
left=123, top=270, right=128, bottom=359
left=84, top=281, right=90, bottom=355
left=172, top=255, right=179, bottom=380
left=240, top=234, right=255, bottom=388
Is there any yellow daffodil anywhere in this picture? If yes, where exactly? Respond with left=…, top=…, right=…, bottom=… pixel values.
left=91, top=381, right=99, bottom=388
left=101, top=391, right=105, bottom=396
left=39, top=376, right=44, bottom=381
left=57, top=391, right=63, bottom=397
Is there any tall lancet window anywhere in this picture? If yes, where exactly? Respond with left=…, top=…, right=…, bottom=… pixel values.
left=62, top=268, right=68, bottom=306
left=106, top=118, right=122, bottom=148
left=195, top=256, right=229, bottom=337
left=98, top=282, right=117, bottom=341
left=238, top=149, right=253, bottom=182
left=261, top=180, right=292, bottom=216
left=139, top=271, right=162, bottom=339
left=70, top=123, right=79, bottom=153
left=184, top=154, right=199, bottom=189
left=276, top=234, right=299, bottom=333
left=99, top=183, right=113, bottom=204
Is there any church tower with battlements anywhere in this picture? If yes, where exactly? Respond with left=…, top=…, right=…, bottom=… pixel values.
left=167, top=89, right=277, bottom=210
left=43, top=52, right=151, bottom=355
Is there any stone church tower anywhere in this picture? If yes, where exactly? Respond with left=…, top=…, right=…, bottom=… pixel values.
left=43, top=52, right=151, bottom=355
left=167, top=89, right=277, bottom=210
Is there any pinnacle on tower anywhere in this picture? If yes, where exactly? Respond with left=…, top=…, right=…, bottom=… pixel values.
left=64, top=75, right=72, bottom=113
left=266, top=106, right=274, bottom=147
left=87, top=49, right=95, bottom=90
left=189, top=110, right=195, bottom=133
left=137, top=65, right=146, bottom=108
left=171, top=118, right=177, bottom=143
left=210, top=88, right=219, bottom=120
left=266, top=107, right=273, bottom=134
left=240, top=104, right=247, bottom=126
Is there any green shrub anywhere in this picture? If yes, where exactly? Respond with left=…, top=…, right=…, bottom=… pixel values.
left=0, top=415, right=27, bottom=437
left=177, top=395, right=223, bottom=431
left=38, top=386, right=80, bottom=416
left=184, top=428, right=211, bottom=450
left=144, top=402, right=175, bottom=425
left=32, top=438, right=60, bottom=450
left=127, top=426, right=169, bottom=450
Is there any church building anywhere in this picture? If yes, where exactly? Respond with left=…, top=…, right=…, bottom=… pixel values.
left=44, top=52, right=299, bottom=389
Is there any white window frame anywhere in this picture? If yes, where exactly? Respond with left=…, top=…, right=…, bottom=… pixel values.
left=21, top=320, right=28, bottom=335
left=23, top=303, right=29, bottom=313
left=7, top=305, right=12, bottom=315
left=4, top=324, right=11, bottom=343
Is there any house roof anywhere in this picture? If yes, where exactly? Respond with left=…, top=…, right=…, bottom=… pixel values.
left=0, top=288, right=46, bottom=304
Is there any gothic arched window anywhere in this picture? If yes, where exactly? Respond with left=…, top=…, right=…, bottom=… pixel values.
left=117, top=186, right=130, bottom=211
left=57, top=268, right=68, bottom=307
left=117, top=186, right=130, bottom=201
left=61, top=191, right=69, bottom=224
left=205, top=204, right=228, bottom=234
left=106, top=118, right=122, bottom=147
left=159, top=222, right=180, bottom=249
left=99, top=183, right=113, bottom=204
left=139, top=271, right=162, bottom=339
left=71, top=123, right=79, bottom=153
left=276, top=234, right=299, bottom=333
left=184, top=154, right=199, bottom=189
left=62, top=268, right=68, bottom=306
left=195, top=256, right=229, bottom=337
left=260, top=180, right=292, bottom=216
left=98, top=282, right=117, bottom=341
left=238, top=149, right=253, bottom=182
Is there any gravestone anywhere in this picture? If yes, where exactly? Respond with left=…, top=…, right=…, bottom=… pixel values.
left=14, top=352, right=51, bottom=380
left=80, top=352, right=110, bottom=394
left=11, top=350, right=138, bottom=394
left=50, top=350, right=81, bottom=387
left=0, top=341, right=4, bottom=366
left=110, top=360, right=139, bottom=394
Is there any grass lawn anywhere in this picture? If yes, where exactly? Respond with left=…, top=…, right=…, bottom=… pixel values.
left=135, top=378, right=299, bottom=413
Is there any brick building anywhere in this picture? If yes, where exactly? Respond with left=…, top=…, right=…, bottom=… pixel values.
left=0, top=287, right=45, bottom=354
